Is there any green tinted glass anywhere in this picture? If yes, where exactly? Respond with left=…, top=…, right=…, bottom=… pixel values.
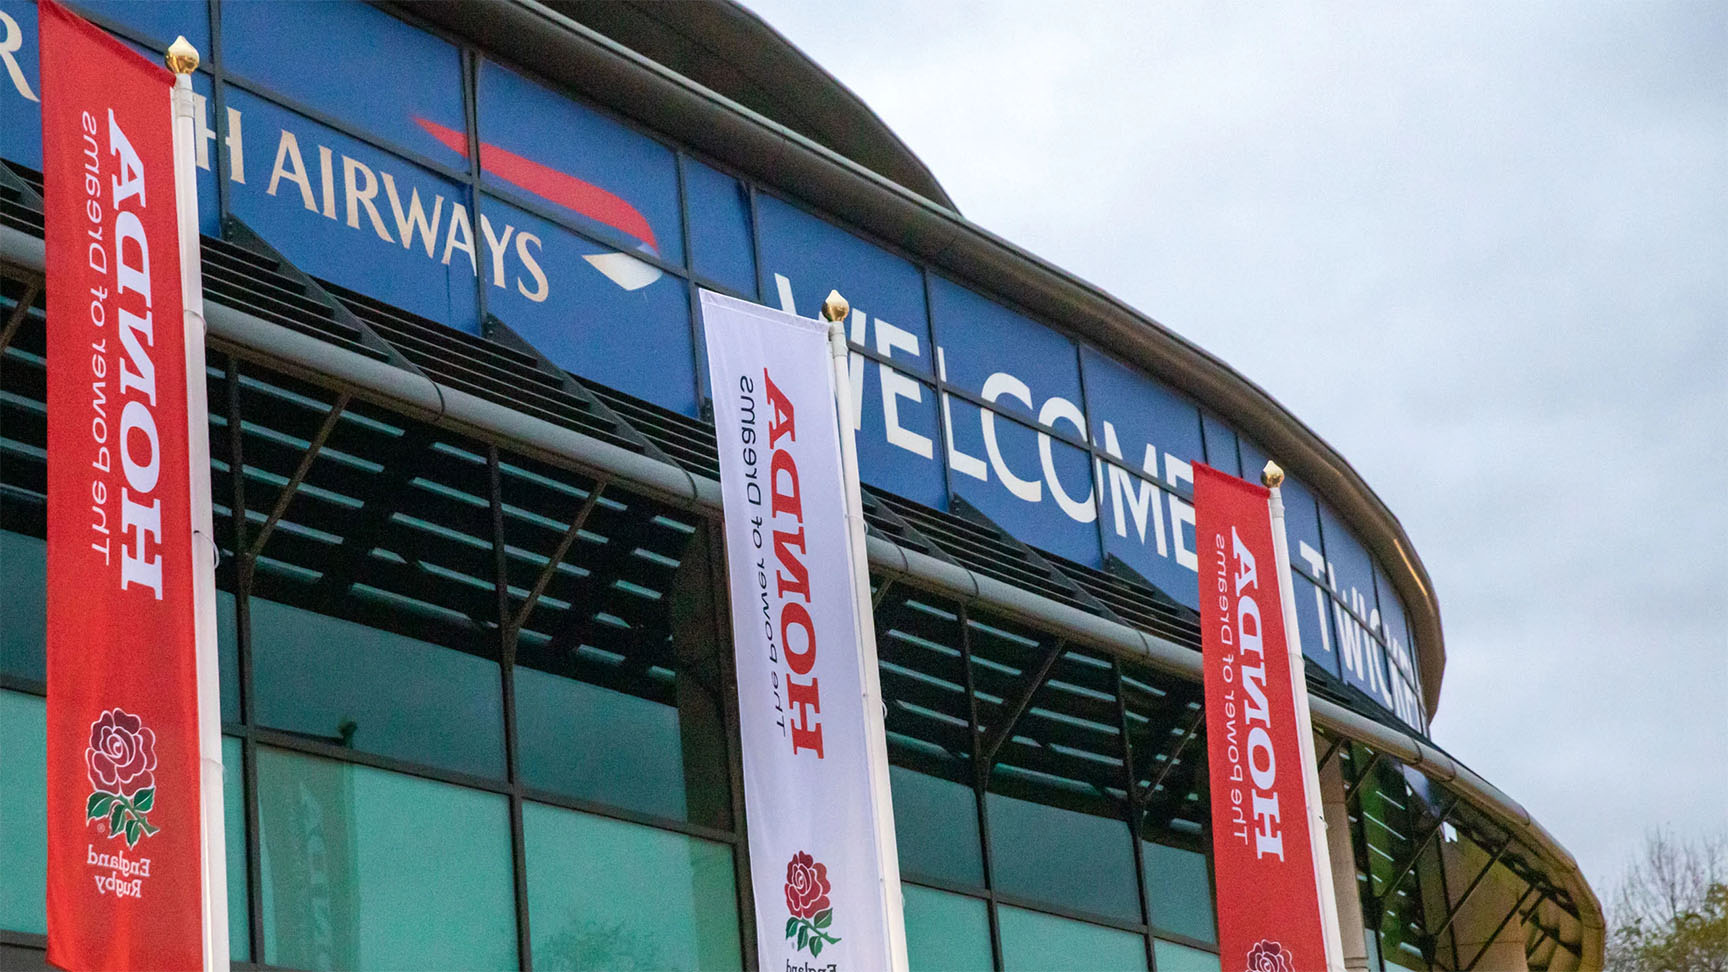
left=903, top=884, right=992, bottom=972
left=0, top=690, right=46, bottom=935
left=1154, top=938, right=1222, bottom=972
left=986, top=791, right=1139, bottom=921
left=1143, top=842, right=1216, bottom=943
left=996, top=905, right=1146, bottom=971
left=218, top=591, right=238, bottom=724
left=250, top=596, right=505, bottom=778
left=222, top=736, right=249, bottom=960
left=515, top=665, right=713, bottom=822
left=522, top=800, right=741, bottom=971
left=0, top=529, right=46, bottom=683
left=892, top=766, right=984, bottom=887
left=256, top=746, right=516, bottom=970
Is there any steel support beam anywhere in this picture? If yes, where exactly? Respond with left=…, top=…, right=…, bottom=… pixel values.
left=978, top=639, right=1066, bottom=776
left=245, top=392, right=350, bottom=561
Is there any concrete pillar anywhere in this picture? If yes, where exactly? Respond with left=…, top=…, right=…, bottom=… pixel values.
left=1320, top=755, right=1372, bottom=972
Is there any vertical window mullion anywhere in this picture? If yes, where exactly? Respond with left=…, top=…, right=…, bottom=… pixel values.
left=706, top=519, right=757, bottom=968
left=225, top=355, right=265, bottom=963
left=489, top=446, right=533, bottom=972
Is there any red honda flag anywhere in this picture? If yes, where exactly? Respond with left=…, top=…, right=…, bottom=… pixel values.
left=1196, top=464, right=1329, bottom=972
left=40, top=1, right=205, bottom=967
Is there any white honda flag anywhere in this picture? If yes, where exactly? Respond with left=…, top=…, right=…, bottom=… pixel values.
left=700, top=290, right=901, bottom=972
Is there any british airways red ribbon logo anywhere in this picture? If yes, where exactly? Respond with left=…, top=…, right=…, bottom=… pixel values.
left=416, top=117, right=664, bottom=291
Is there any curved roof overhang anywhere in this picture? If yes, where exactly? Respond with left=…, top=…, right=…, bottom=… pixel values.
left=401, top=0, right=1451, bottom=717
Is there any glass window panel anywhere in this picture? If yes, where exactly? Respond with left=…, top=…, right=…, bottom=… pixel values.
left=1200, top=414, right=1241, bottom=478
left=1079, top=346, right=1203, bottom=484
left=1292, top=571, right=1342, bottom=679
left=755, top=193, right=933, bottom=378
left=516, top=665, right=691, bottom=821
left=250, top=595, right=505, bottom=779
left=996, top=904, right=1146, bottom=972
left=477, top=59, right=684, bottom=265
left=221, top=0, right=464, bottom=156
left=1143, top=842, right=1215, bottom=944
left=221, top=86, right=480, bottom=333
left=854, top=367, right=947, bottom=510
left=0, top=0, right=43, bottom=169
left=223, top=736, right=250, bottom=961
left=890, top=766, right=983, bottom=887
left=1098, top=459, right=1199, bottom=609
left=933, top=276, right=1083, bottom=424
left=684, top=158, right=756, bottom=297
left=986, top=791, right=1139, bottom=922
left=256, top=746, right=516, bottom=970
left=219, top=591, right=239, bottom=724
left=0, top=690, right=46, bottom=935
left=522, top=800, right=741, bottom=971
left=79, top=0, right=208, bottom=53
left=1238, top=439, right=1322, bottom=569
left=481, top=193, right=698, bottom=416
left=1153, top=939, right=1222, bottom=972
left=947, top=397, right=1102, bottom=565
left=0, top=527, right=46, bottom=682
left=903, top=884, right=992, bottom=972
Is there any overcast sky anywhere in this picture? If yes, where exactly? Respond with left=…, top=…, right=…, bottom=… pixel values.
left=740, top=0, right=1728, bottom=900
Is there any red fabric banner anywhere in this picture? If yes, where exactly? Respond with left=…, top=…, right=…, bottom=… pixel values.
left=39, top=1, right=204, bottom=967
left=1196, top=464, right=1328, bottom=972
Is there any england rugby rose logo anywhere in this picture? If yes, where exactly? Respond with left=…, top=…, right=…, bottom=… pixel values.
left=783, top=851, right=841, bottom=957
left=84, top=708, right=161, bottom=847
left=1245, top=939, right=1294, bottom=972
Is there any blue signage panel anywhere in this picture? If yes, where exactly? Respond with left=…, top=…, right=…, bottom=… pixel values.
left=683, top=157, right=755, bottom=298
left=1318, top=502, right=1395, bottom=710
left=756, top=192, right=933, bottom=380
left=1, top=3, right=218, bottom=235
left=484, top=195, right=697, bottom=416
left=477, top=59, right=683, bottom=268
left=1098, top=459, right=1198, bottom=609
left=849, top=364, right=946, bottom=511
left=73, top=0, right=207, bottom=54
left=1201, top=412, right=1241, bottom=478
left=1081, top=346, right=1203, bottom=481
left=946, top=396, right=1099, bottom=565
left=226, top=86, right=480, bottom=333
left=931, top=275, right=1082, bottom=428
left=221, top=0, right=464, bottom=164
left=1375, top=569, right=1424, bottom=728
left=0, top=2, right=39, bottom=168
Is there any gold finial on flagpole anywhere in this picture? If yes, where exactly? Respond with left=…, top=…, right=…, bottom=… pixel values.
left=165, top=35, right=199, bottom=74
left=1261, top=460, right=1285, bottom=488
left=821, top=290, right=850, bottom=323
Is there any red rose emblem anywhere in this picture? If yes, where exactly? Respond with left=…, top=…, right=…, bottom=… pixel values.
left=784, top=851, right=832, bottom=919
left=783, top=851, right=841, bottom=957
left=1245, top=939, right=1294, bottom=972
left=86, top=707, right=157, bottom=799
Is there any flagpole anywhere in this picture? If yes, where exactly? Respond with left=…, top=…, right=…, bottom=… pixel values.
left=1262, top=460, right=1346, bottom=972
left=822, top=291, right=910, bottom=972
left=167, top=35, right=231, bottom=972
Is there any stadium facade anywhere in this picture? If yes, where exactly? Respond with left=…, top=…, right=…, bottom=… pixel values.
left=0, top=1, right=1601, bottom=969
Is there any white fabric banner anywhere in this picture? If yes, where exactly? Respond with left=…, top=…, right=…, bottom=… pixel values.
left=701, top=290, right=897, bottom=972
